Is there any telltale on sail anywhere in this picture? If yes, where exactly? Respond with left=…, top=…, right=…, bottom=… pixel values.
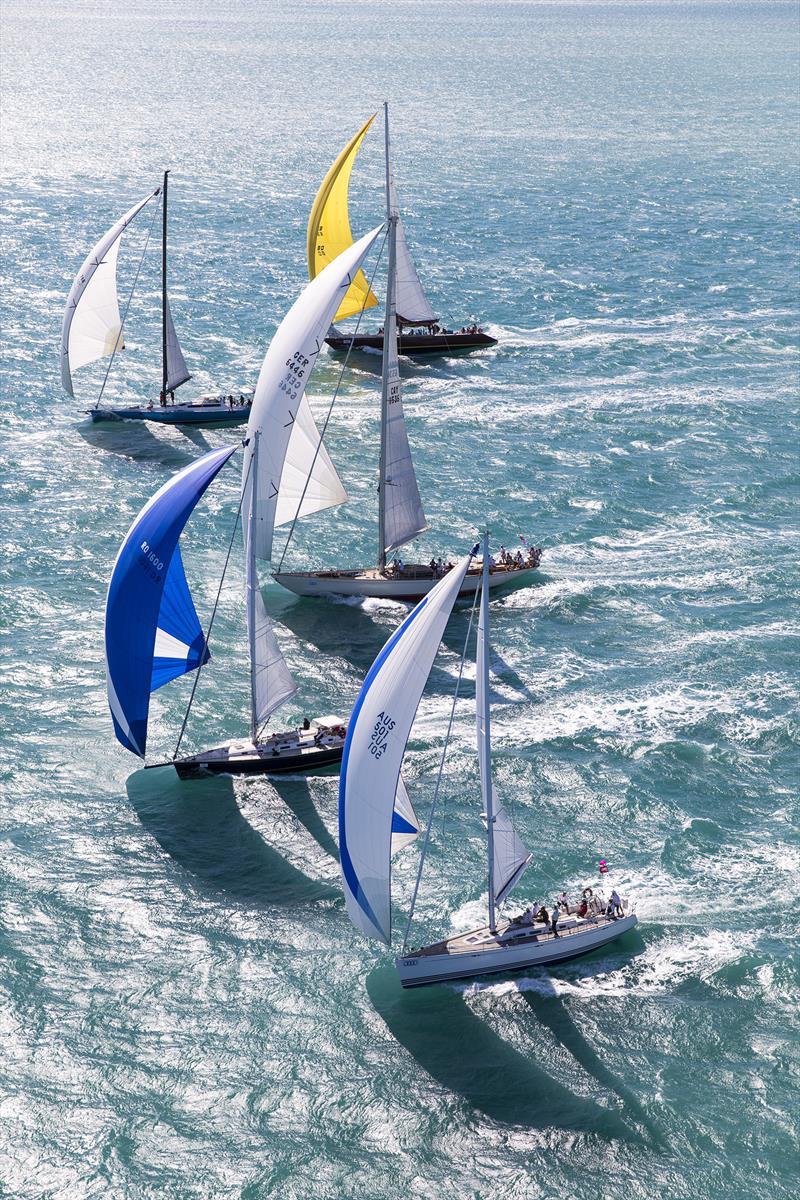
left=61, top=172, right=253, bottom=427
left=338, top=532, right=638, bottom=988
left=307, top=107, right=497, bottom=356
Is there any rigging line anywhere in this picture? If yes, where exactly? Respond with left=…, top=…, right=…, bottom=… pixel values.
left=94, top=193, right=161, bottom=409
left=401, top=569, right=481, bottom=955
left=172, top=448, right=253, bottom=762
left=275, top=224, right=390, bottom=573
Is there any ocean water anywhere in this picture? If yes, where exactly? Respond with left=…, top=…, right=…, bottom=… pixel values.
left=1, top=1, right=798, bottom=1196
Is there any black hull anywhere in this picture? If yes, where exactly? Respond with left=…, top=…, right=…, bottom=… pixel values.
left=173, top=743, right=343, bottom=779
left=325, top=332, right=497, bottom=357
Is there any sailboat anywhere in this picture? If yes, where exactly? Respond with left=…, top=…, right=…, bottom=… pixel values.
left=104, top=443, right=347, bottom=777
left=339, top=533, right=638, bottom=988
left=309, top=109, right=497, bottom=356
left=104, top=224, right=388, bottom=777
left=61, top=172, right=253, bottom=426
left=272, top=105, right=541, bottom=602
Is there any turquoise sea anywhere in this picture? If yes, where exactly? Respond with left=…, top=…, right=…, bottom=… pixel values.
left=1, top=2, right=798, bottom=1196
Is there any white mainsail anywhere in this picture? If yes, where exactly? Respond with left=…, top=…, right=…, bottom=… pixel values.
left=246, top=438, right=297, bottom=735
left=390, top=178, right=437, bottom=325
left=339, top=553, right=473, bottom=944
left=477, top=545, right=531, bottom=914
left=61, top=190, right=157, bottom=397
left=243, top=225, right=383, bottom=561
left=380, top=188, right=427, bottom=556
left=164, top=296, right=191, bottom=392
left=274, top=393, right=348, bottom=528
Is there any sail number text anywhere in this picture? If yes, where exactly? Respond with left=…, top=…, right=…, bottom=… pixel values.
left=278, top=352, right=310, bottom=403
left=369, top=711, right=395, bottom=759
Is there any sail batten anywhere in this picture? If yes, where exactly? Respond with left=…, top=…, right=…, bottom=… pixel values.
left=307, top=114, right=379, bottom=323
left=244, top=226, right=383, bottom=561
left=61, top=190, right=157, bottom=397
left=338, top=555, right=473, bottom=944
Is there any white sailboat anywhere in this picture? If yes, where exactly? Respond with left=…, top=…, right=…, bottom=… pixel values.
left=273, top=104, right=541, bottom=603
left=309, top=111, right=497, bottom=357
left=339, top=532, right=637, bottom=988
left=105, top=228, right=385, bottom=777
left=61, top=172, right=253, bottom=426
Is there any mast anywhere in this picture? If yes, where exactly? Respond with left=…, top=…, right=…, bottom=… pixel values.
left=246, top=432, right=260, bottom=742
left=161, top=170, right=169, bottom=403
left=481, top=530, right=497, bottom=933
left=377, top=100, right=396, bottom=571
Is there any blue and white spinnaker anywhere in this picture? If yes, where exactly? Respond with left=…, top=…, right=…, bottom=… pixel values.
left=104, top=445, right=236, bottom=757
left=338, top=552, right=474, bottom=944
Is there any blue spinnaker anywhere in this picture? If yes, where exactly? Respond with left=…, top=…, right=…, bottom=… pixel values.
left=105, top=445, right=236, bottom=757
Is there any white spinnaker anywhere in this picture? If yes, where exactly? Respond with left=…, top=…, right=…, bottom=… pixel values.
left=164, top=297, right=191, bottom=392
left=391, top=775, right=419, bottom=856
left=61, top=191, right=157, bottom=397
left=339, top=554, right=472, bottom=944
left=390, top=178, right=436, bottom=325
left=243, top=225, right=383, bottom=560
left=381, top=198, right=427, bottom=555
left=274, top=393, right=348, bottom=527
left=477, top=561, right=531, bottom=907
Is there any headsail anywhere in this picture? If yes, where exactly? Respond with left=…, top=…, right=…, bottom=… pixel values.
left=390, top=179, right=437, bottom=325
left=339, top=553, right=473, bottom=944
left=477, top=542, right=531, bottom=913
left=61, top=190, right=158, bottom=397
left=307, top=114, right=380, bottom=323
left=164, top=296, right=191, bottom=392
left=391, top=775, right=420, bottom=856
left=105, top=445, right=236, bottom=757
left=274, top=394, right=348, bottom=528
left=243, top=225, right=383, bottom=561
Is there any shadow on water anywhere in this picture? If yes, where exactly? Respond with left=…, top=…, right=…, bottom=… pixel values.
left=77, top=419, right=196, bottom=469
left=518, top=973, right=664, bottom=1148
left=365, top=964, right=638, bottom=1139
left=271, top=591, right=394, bottom=677
left=125, top=767, right=337, bottom=906
left=270, top=775, right=339, bottom=863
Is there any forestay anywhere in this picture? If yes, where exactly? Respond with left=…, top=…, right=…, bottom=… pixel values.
left=390, top=179, right=437, bottom=325
left=381, top=205, right=427, bottom=555
left=243, top=225, right=383, bottom=561
left=105, top=445, right=236, bottom=758
left=61, top=190, right=157, bottom=397
left=307, top=114, right=380, bottom=323
left=339, top=554, right=472, bottom=944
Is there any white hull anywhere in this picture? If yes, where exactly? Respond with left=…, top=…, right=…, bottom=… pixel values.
left=273, top=563, right=539, bottom=602
left=396, top=911, right=638, bottom=988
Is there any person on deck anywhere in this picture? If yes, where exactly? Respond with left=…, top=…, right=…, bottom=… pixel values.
left=536, top=905, right=549, bottom=926
left=609, top=890, right=623, bottom=918
left=559, top=891, right=571, bottom=914
left=550, top=904, right=560, bottom=938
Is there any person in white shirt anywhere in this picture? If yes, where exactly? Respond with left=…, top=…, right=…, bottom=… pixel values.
left=550, top=904, right=560, bottom=938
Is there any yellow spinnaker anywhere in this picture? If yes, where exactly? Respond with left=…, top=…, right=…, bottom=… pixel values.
left=307, top=113, right=379, bottom=323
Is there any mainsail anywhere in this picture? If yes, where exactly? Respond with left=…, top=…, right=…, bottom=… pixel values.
left=338, top=554, right=473, bottom=944
left=390, top=179, right=437, bottom=325
left=243, top=225, right=383, bottom=561
left=307, top=114, right=379, bottom=322
left=477, top=542, right=531, bottom=913
left=164, top=296, right=191, bottom=392
left=61, top=190, right=158, bottom=397
left=105, top=445, right=236, bottom=757
left=380, top=190, right=427, bottom=557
